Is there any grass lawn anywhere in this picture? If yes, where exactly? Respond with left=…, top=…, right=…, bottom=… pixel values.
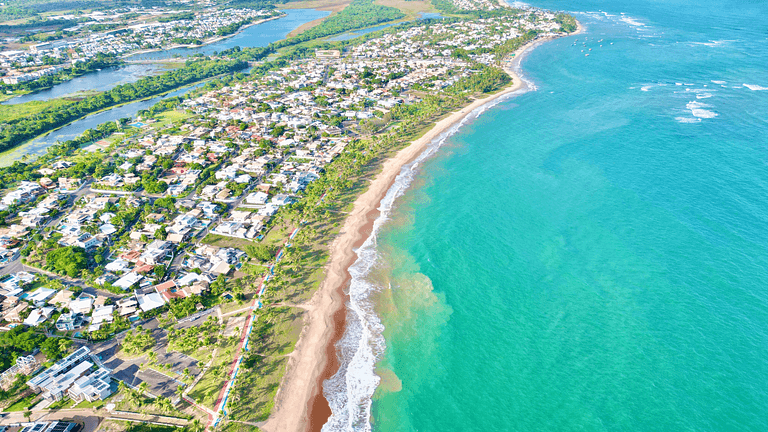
left=187, top=344, right=238, bottom=410
left=74, top=398, right=107, bottom=410
left=201, top=233, right=260, bottom=251
left=223, top=307, right=303, bottom=423
left=48, top=397, right=77, bottom=410
left=0, top=97, right=75, bottom=123
left=97, top=420, right=183, bottom=432
left=153, top=110, right=192, bottom=128
left=5, top=393, right=40, bottom=411
left=219, top=421, right=261, bottom=432
left=223, top=356, right=288, bottom=423
left=375, top=0, right=436, bottom=18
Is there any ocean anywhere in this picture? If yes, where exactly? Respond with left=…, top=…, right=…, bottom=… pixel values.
left=323, top=0, right=768, bottom=431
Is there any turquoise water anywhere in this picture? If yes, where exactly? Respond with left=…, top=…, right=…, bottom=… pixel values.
left=324, top=1, right=768, bottom=431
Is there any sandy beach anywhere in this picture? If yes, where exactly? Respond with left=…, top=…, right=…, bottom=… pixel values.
left=262, top=27, right=578, bottom=432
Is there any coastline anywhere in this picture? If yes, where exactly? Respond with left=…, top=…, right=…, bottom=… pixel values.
left=263, top=26, right=578, bottom=432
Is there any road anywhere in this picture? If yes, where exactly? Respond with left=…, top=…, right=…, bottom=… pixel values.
left=0, top=408, right=190, bottom=429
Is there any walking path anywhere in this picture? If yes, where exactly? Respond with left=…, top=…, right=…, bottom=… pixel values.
left=205, top=224, right=302, bottom=430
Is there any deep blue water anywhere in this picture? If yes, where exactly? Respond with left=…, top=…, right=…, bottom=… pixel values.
left=323, top=1, right=768, bottom=431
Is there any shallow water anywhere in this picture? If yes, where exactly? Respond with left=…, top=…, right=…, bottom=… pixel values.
left=324, top=1, right=768, bottom=431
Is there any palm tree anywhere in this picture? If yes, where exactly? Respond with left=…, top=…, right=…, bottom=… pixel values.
left=156, top=396, right=174, bottom=412
left=126, top=389, right=142, bottom=407
left=189, top=419, right=204, bottom=432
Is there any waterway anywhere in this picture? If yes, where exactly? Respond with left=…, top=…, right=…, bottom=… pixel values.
left=127, top=9, right=330, bottom=61
left=2, top=64, right=171, bottom=105
left=0, top=83, right=206, bottom=167
left=1, top=8, right=330, bottom=166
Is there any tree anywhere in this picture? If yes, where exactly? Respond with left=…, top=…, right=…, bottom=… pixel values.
left=46, top=246, right=88, bottom=277
left=122, top=328, right=156, bottom=355
left=155, top=226, right=168, bottom=240
left=40, top=337, right=72, bottom=361
left=245, top=244, right=277, bottom=262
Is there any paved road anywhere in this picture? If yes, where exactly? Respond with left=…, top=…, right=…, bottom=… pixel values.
left=1, top=410, right=101, bottom=432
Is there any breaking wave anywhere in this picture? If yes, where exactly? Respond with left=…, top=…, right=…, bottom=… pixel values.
left=619, top=13, right=645, bottom=27
left=686, top=101, right=718, bottom=119
left=321, top=66, right=533, bottom=432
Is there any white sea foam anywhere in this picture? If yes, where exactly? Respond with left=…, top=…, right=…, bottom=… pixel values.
left=676, top=117, right=702, bottom=124
left=690, top=40, right=733, bottom=48
left=686, top=101, right=718, bottom=119
left=321, top=68, right=533, bottom=432
left=506, top=1, right=532, bottom=9
left=744, top=84, right=768, bottom=91
left=641, top=85, right=653, bottom=92
left=696, top=93, right=713, bottom=99
left=619, top=14, right=645, bottom=27
left=711, top=80, right=727, bottom=85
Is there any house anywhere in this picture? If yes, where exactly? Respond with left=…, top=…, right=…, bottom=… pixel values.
left=137, top=292, right=165, bottom=312
left=90, top=305, right=114, bottom=328
left=113, top=272, right=143, bottom=290
left=245, top=191, right=269, bottom=205
left=27, top=347, right=113, bottom=402
left=210, top=261, right=232, bottom=275
left=26, top=287, right=56, bottom=306
left=2, top=302, right=28, bottom=323
left=56, top=312, right=86, bottom=331
left=154, top=280, right=186, bottom=302
left=23, top=306, right=56, bottom=327
left=50, top=290, right=74, bottom=308
left=105, top=258, right=131, bottom=273
left=69, top=297, right=94, bottom=315
left=271, top=194, right=294, bottom=206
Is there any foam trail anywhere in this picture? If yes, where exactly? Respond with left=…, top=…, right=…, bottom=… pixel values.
left=321, top=68, right=533, bottom=432
left=744, top=84, right=768, bottom=91
left=619, top=13, right=645, bottom=27
left=686, top=101, right=718, bottom=119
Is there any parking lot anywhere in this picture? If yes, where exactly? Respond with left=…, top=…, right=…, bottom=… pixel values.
left=90, top=318, right=201, bottom=398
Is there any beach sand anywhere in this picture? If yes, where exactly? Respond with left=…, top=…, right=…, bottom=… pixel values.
left=262, top=28, right=577, bottom=432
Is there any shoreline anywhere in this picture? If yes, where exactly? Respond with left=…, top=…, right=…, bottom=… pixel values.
left=263, top=25, right=579, bottom=432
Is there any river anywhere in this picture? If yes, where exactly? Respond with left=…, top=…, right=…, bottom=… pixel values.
left=0, top=8, right=330, bottom=167
left=2, top=64, right=172, bottom=105
left=127, top=9, right=330, bottom=61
